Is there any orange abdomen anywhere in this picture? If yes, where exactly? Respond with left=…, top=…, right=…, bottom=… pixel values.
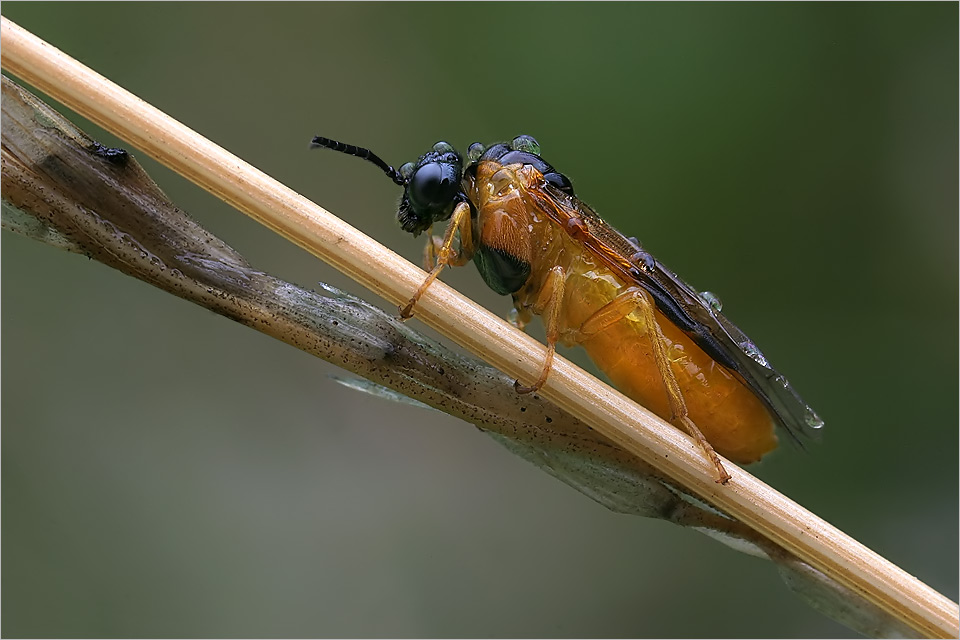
left=580, top=307, right=778, bottom=464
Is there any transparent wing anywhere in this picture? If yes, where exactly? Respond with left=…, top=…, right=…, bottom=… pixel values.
left=526, top=182, right=824, bottom=446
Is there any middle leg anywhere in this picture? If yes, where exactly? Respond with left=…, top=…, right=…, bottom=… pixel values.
left=514, top=265, right=566, bottom=395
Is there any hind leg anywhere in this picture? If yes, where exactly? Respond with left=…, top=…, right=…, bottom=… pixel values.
left=575, top=286, right=731, bottom=484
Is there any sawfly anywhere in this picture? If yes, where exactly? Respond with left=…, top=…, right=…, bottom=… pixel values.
left=311, top=134, right=823, bottom=483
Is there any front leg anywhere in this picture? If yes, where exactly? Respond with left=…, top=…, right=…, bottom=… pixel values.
left=400, top=201, right=474, bottom=319
left=420, top=226, right=442, bottom=271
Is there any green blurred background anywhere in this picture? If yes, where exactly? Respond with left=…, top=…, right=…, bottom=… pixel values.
left=2, top=3, right=956, bottom=637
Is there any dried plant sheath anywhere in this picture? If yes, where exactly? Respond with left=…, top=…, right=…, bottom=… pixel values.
left=1, top=72, right=711, bottom=517
left=0, top=74, right=931, bottom=640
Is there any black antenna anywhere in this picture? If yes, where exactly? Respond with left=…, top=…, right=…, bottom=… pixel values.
left=310, top=136, right=406, bottom=187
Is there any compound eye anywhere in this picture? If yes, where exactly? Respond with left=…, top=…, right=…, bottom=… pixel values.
left=409, top=161, right=459, bottom=210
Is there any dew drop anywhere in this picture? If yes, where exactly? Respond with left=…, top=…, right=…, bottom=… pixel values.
left=510, top=135, right=540, bottom=155
left=466, top=142, right=485, bottom=163
left=699, top=291, right=723, bottom=312
left=631, top=250, right=657, bottom=273
left=805, top=410, right=824, bottom=430
left=739, top=340, right=770, bottom=367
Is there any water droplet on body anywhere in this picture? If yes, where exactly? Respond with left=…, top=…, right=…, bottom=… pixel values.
left=698, top=291, right=723, bottom=312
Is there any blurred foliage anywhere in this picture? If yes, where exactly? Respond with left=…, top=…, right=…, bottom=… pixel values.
left=2, top=3, right=956, bottom=638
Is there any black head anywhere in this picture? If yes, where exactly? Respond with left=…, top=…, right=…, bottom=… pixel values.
left=395, top=141, right=464, bottom=236
left=311, top=136, right=465, bottom=237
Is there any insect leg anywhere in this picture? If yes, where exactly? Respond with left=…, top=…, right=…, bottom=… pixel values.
left=577, top=286, right=732, bottom=484
left=509, top=301, right=534, bottom=332
left=420, top=225, right=441, bottom=271
left=514, top=266, right=565, bottom=394
left=400, top=201, right=474, bottom=319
